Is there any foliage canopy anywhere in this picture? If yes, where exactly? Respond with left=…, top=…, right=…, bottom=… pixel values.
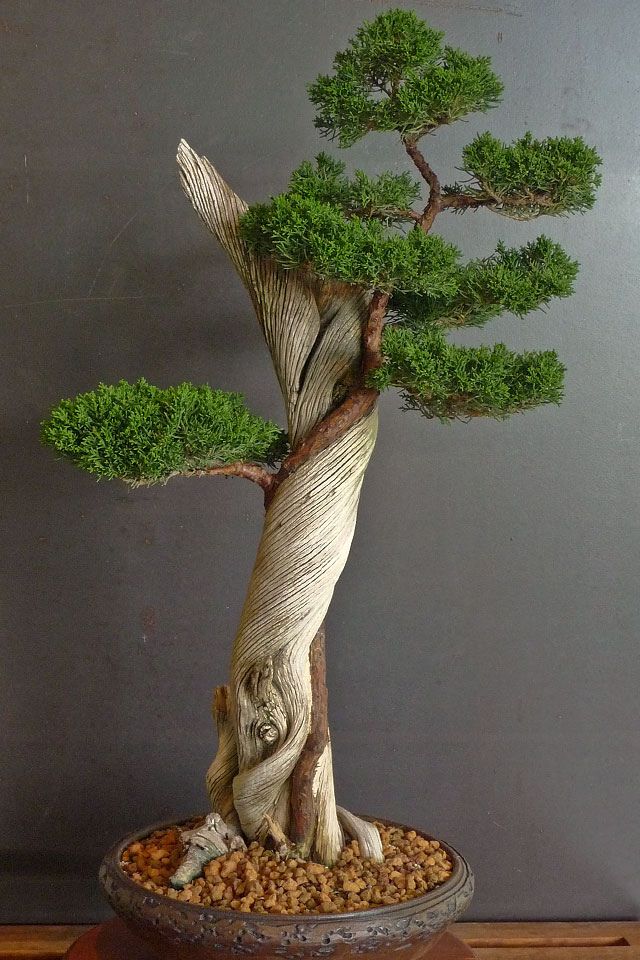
left=308, top=9, right=504, bottom=145
left=41, top=379, right=286, bottom=485
left=43, top=8, right=603, bottom=480
left=444, top=132, right=602, bottom=219
left=240, top=155, right=461, bottom=294
left=286, top=153, right=422, bottom=223
left=239, top=8, right=601, bottom=424
left=391, top=236, right=579, bottom=330
left=369, top=327, right=565, bottom=420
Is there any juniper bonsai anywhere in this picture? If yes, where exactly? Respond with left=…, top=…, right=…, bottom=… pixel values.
left=42, top=9, right=601, bottom=877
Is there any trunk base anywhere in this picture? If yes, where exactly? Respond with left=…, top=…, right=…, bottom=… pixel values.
left=101, top=814, right=473, bottom=938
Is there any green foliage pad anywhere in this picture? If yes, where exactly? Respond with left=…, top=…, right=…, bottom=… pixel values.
left=287, top=153, right=421, bottom=223
left=41, top=379, right=286, bottom=485
left=392, top=236, right=579, bottom=330
left=240, top=155, right=460, bottom=293
left=308, top=9, right=503, bottom=146
left=370, top=327, right=565, bottom=420
left=445, top=132, right=602, bottom=219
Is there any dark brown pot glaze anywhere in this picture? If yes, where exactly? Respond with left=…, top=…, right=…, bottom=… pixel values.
left=99, top=816, right=473, bottom=960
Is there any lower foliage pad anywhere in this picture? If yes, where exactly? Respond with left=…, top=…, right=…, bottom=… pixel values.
left=41, top=378, right=286, bottom=484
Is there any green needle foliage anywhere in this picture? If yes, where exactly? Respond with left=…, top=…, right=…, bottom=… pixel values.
left=43, top=8, right=602, bottom=487
left=392, top=236, right=579, bottom=330
left=41, top=379, right=286, bottom=485
left=287, top=153, right=421, bottom=223
left=369, top=327, right=565, bottom=420
left=238, top=9, right=601, bottom=423
left=445, top=132, right=602, bottom=219
left=240, top=156, right=461, bottom=294
left=308, top=9, right=503, bottom=145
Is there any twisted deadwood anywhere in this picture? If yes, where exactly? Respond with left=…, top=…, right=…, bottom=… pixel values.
left=177, top=140, right=383, bottom=864
left=177, top=141, right=367, bottom=447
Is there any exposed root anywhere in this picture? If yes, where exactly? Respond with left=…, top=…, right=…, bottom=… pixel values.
left=312, top=740, right=343, bottom=864
left=337, top=807, right=384, bottom=862
left=169, top=813, right=246, bottom=889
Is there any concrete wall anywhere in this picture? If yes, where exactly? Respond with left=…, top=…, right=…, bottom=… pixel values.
left=2, top=0, right=639, bottom=921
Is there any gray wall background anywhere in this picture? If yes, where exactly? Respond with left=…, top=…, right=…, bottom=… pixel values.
left=2, top=0, right=639, bottom=923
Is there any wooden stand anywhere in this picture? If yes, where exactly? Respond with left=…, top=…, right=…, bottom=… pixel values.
left=64, top=919, right=476, bottom=960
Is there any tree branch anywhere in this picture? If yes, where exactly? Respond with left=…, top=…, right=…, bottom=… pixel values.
left=181, top=461, right=276, bottom=493
left=440, top=193, right=488, bottom=211
left=352, top=206, right=422, bottom=224
left=440, top=190, right=558, bottom=216
left=404, top=138, right=442, bottom=232
left=269, top=387, right=378, bottom=498
left=403, top=140, right=545, bottom=224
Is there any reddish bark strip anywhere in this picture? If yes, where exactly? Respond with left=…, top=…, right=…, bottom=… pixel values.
left=441, top=191, right=555, bottom=212
left=189, top=461, right=275, bottom=492
left=289, top=623, right=328, bottom=854
left=404, top=138, right=442, bottom=233
left=440, top=193, right=487, bottom=211
left=362, top=290, right=391, bottom=377
left=274, top=387, right=378, bottom=486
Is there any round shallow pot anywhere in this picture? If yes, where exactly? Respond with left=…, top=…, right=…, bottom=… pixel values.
left=99, top=816, right=473, bottom=960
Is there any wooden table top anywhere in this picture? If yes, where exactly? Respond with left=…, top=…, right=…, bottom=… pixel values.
left=1, top=922, right=639, bottom=960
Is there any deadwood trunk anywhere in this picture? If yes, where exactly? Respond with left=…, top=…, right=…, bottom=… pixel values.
left=177, top=142, right=382, bottom=864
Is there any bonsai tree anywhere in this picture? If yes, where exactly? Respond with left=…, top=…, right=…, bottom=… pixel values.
left=41, top=9, right=601, bottom=877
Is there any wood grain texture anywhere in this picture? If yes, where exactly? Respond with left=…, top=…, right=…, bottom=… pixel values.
left=176, top=139, right=382, bottom=862
left=2, top=923, right=640, bottom=959
left=229, top=409, right=380, bottom=861
left=457, top=922, right=640, bottom=959
left=0, top=925, right=88, bottom=958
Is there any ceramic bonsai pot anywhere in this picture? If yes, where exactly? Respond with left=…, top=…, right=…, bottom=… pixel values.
left=99, top=816, right=473, bottom=960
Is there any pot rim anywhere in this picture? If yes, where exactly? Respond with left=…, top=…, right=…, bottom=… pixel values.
left=100, top=813, right=473, bottom=924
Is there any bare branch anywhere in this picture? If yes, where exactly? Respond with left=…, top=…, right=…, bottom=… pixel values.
left=441, top=190, right=558, bottom=217
left=404, top=138, right=442, bottom=232
left=350, top=205, right=422, bottom=223
left=180, top=461, right=276, bottom=493
left=440, top=193, right=488, bottom=211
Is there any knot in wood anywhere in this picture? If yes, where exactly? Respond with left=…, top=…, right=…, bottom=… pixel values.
left=256, top=721, right=279, bottom=744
